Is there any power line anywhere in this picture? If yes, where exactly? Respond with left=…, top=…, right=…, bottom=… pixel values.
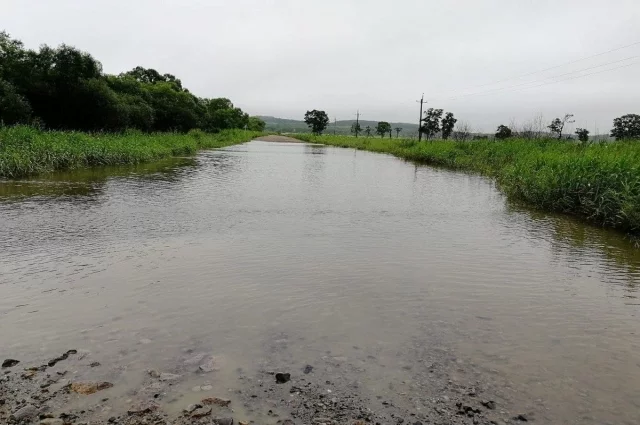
left=440, top=61, right=639, bottom=102
left=436, top=55, right=639, bottom=101
left=430, top=40, right=640, bottom=97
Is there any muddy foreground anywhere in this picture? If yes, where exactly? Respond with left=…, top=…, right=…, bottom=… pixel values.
left=1, top=342, right=533, bottom=425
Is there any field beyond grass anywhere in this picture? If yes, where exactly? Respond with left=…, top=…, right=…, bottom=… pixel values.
left=0, top=126, right=261, bottom=178
left=292, top=134, right=640, bottom=236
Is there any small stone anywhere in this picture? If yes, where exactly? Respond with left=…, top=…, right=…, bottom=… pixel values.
left=40, top=419, right=64, bottom=425
left=201, top=385, right=213, bottom=391
left=2, top=359, right=20, bottom=368
left=184, top=404, right=201, bottom=413
left=275, top=372, right=291, bottom=383
left=192, top=386, right=202, bottom=392
left=159, top=372, right=181, bottom=382
left=514, top=414, right=529, bottom=422
left=11, top=404, right=38, bottom=421
left=147, top=369, right=160, bottom=378
left=199, top=356, right=222, bottom=372
left=202, top=397, right=231, bottom=407
left=89, top=362, right=101, bottom=367
left=303, top=365, right=313, bottom=374
left=213, top=419, right=233, bottom=425
left=191, top=406, right=212, bottom=418
left=238, top=421, right=249, bottom=425
left=468, top=387, right=477, bottom=396
left=481, top=400, right=496, bottom=410
left=183, top=352, right=208, bottom=365
left=70, top=381, right=113, bottom=395
left=127, top=401, right=160, bottom=416
left=282, top=420, right=295, bottom=425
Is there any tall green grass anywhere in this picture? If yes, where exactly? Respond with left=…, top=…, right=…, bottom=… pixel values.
left=292, top=134, right=640, bottom=236
left=0, top=126, right=260, bottom=178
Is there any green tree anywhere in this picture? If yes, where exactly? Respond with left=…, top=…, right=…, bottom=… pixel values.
left=376, top=121, right=391, bottom=138
left=394, top=127, right=402, bottom=138
left=304, top=110, right=329, bottom=135
left=351, top=122, right=362, bottom=136
left=248, top=116, right=266, bottom=131
left=575, top=128, right=590, bottom=142
left=0, top=79, right=31, bottom=125
left=611, top=114, right=640, bottom=140
left=441, top=112, right=457, bottom=140
left=421, top=108, right=443, bottom=140
left=548, top=114, right=574, bottom=139
left=364, top=126, right=372, bottom=137
left=495, top=125, right=512, bottom=140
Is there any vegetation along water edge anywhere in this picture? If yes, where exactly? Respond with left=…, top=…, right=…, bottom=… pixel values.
left=291, top=134, right=640, bottom=238
left=0, top=127, right=261, bottom=178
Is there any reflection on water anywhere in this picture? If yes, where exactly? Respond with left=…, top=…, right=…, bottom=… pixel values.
left=1, top=141, right=639, bottom=425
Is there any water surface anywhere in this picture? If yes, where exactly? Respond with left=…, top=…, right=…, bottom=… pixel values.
left=1, top=141, right=639, bottom=424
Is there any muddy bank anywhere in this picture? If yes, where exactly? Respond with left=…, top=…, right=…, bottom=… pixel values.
left=1, top=344, right=532, bottom=425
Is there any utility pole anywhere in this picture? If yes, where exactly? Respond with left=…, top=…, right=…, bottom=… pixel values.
left=417, top=94, right=425, bottom=142
left=334, top=117, right=337, bottom=135
left=355, top=110, right=360, bottom=138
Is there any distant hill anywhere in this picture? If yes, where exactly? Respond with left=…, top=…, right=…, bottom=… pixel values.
left=259, top=116, right=420, bottom=136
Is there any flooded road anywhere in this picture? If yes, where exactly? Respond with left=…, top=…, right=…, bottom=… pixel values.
left=1, top=140, right=640, bottom=424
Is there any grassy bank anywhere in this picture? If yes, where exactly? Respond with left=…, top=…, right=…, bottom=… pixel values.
left=292, top=134, right=640, bottom=236
left=0, top=126, right=261, bottom=178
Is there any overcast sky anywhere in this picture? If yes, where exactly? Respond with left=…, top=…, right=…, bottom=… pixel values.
left=4, top=0, right=639, bottom=132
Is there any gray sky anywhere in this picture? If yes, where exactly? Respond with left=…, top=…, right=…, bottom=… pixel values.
left=4, top=0, right=639, bottom=132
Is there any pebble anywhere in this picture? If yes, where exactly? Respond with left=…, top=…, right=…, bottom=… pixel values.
left=127, top=401, right=160, bottom=416
left=303, top=365, right=313, bottom=374
left=514, top=413, right=529, bottom=422
left=11, top=404, right=38, bottom=421
left=201, top=385, right=213, bottom=391
left=40, top=419, right=64, bottom=425
left=202, top=397, right=231, bottom=407
left=199, top=356, right=222, bottom=372
left=275, top=372, right=291, bottom=384
left=481, top=399, right=496, bottom=410
left=213, top=418, right=234, bottom=425
left=70, top=381, right=113, bottom=395
left=184, top=404, right=201, bottom=413
left=158, top=372, right=181, bottom=382
left=2, top=359, right=20, bottom=368
left=191, top=406, right=212, bottom=418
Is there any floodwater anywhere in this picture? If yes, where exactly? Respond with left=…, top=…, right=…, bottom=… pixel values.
left=1, top=140, right=639, bottom=424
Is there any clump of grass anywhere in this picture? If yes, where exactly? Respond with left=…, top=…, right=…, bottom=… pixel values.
left=0, top=126, right=261, bottom=178
left=291, top=134, right=640, bottom=236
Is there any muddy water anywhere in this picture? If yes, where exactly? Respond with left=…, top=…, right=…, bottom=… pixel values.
left=1, top=140, right=639, bottom=424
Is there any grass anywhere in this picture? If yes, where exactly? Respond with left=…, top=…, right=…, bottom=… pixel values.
left=0, top=126, right=261, bottom=178
left=291, top=134, right=640, bottom=236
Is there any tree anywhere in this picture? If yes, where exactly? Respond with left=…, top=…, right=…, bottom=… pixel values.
left=248, top=116, right=266, bottom=131
left=611, top=114, right=640, bottom=140
left=441, top=112, right=457, bottom=140
left=350, top=122, right=362, bottom=136
left=421, top=108, right=443, bottom=140
left=0, top=79, right=31, bottom=125
left=376, top=121, right=391, bottom=138
left=495, top=125, right=512, bottom=140
left=452, top=121, right=472, bottom=142
left=394, top=127, right=402, bottom=138
left=364, top=126, right=372, bottom=137
left=548, top=114, right=574, bottom=139
left=304, top=110, right=329, bottom=135
left=575, top=128, right=590, bottom=142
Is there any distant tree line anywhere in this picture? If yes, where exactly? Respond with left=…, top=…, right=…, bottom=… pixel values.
left=494, top=113, right=640, bottom=141
left=0, top=32, right=265, bottom=133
